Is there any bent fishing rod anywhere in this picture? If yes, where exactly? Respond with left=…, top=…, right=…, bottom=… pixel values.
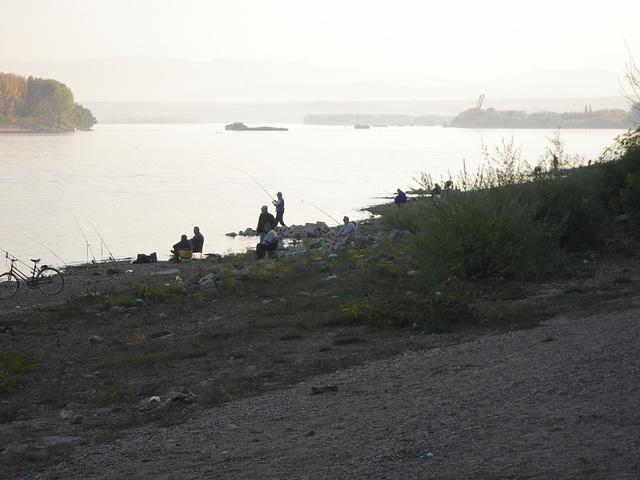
left=301, top=199, right=341, bottom=226
left=235, top=168, right=276, bottom=202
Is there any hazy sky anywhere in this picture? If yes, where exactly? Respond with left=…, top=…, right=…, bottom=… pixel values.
left=2, top=0, right=639, bottom=81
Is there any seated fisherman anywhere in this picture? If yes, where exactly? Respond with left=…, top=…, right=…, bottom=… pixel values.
left=394, top=188, right=407, bottom=207
left=171, top=234, right=192, bottom=262
left=337, top=216, right=357, bottom=236
left=256, top=223, right=278, bottom=259
left=190, top=226, right=204, bottom=253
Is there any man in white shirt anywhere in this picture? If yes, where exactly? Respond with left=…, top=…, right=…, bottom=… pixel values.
left=256, top=223, right=278, bottom=259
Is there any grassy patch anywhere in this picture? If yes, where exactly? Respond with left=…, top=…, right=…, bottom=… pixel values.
left=0, top=349, right=38, bottom=392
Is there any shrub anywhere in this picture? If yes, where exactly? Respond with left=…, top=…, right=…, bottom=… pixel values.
left=598, top=128, right=640, bottom=226
left=523, top=166, right=611, bottom=247
left=411, top=187, right=554, bottom=279
left=379, top=200, right=426, bottom=233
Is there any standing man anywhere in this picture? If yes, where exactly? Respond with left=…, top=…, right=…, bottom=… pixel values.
left=273, top=191, right=286, bottom=227
left=257, top=205, right=277, bottom=243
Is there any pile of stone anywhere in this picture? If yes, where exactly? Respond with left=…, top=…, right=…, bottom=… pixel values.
left=227, top=218, right=382, bottom=258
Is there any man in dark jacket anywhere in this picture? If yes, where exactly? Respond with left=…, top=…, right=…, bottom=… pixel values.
left=257, top=206, right=277, bottom=243
left=190, top=226, right=204, bottom=253
left=171, top=234, right=192, bottom=262
left=394, top=188, right=407, bottom=207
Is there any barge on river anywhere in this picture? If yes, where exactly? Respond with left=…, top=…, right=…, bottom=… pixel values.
left=225, top=122, right=288, bottom=131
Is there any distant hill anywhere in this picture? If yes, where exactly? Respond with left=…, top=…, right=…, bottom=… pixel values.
left=0, top=57, right=628, bottom=105
left=84, top=97, right=630, bottom=125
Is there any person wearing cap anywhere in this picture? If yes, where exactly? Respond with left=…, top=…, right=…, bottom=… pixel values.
left=256, top=222, right=278, bottom=259
left=257, top=205, right=277, bottom=243
left=273, top=191, right=286, bottom=227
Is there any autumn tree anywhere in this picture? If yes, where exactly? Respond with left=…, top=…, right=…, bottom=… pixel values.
left=0, top=73, right=27, bottom=121
left=0, top=73, right=96, bottom=130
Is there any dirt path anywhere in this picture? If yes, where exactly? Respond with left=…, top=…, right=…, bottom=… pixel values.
left=19, top=302, right=640, bottom=479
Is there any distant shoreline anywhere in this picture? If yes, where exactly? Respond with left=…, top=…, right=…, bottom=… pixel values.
left=0, top=126, right=90, bottom=134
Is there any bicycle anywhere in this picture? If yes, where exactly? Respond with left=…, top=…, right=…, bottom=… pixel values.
left=0, top=253, right=65, bottom=298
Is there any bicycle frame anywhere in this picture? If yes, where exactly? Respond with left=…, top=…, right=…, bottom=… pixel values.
left=6, top=256, right=44, bottom=285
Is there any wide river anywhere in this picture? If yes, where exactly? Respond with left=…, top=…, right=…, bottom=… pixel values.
left=0, top=124, right=627, bottom=267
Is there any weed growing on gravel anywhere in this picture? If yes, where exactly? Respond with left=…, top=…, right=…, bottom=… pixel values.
left=0, top=349, right=38, bottom=392
left=100, top=389, right=134, bottom=404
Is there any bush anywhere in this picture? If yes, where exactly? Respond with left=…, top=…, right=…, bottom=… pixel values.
left=379, top=201, right=426, bottom=233
left=523, top=166, right=611, bottom=247
left=411, top=187, right=554, bottom=279
left=598, top=128, right=640, bottom=225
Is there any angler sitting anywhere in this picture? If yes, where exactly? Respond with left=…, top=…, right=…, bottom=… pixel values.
left=337, top=216, right=357, bottom=236
left=171, top=234, right=192, bottom=262
left=256, top=223, right=278, bottom=259
left=190, top=226, right=204, bottom=253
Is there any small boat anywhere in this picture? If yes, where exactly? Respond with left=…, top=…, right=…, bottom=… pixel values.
left=225, top=122, right=288, bottom=131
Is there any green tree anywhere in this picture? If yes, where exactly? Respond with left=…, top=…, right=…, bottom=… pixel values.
left=23, top=77, right=77, bottom=128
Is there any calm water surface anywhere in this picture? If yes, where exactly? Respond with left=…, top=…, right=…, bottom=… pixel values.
left=0, top=124, right=625, bottom=267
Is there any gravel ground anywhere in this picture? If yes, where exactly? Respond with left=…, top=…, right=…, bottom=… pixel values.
left=16, top=302, right=640, bottom=479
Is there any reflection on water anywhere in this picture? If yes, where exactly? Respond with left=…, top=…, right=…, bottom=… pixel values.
left=0, top=124, right=622, bottom=267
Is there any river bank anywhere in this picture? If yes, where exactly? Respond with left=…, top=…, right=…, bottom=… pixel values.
left=1, top=201, right=639, bottom=479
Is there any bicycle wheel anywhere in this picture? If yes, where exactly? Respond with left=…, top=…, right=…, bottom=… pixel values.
left=36, top=267, right=64, bottom=295
left=0, top=273, right=19, bottom=298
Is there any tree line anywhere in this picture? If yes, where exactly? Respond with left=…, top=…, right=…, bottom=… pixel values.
left=0, top=72, right=96, bottom=130
left=447, top=107, right=634, bottom=129
left=303, top=113, right=448, bottom=126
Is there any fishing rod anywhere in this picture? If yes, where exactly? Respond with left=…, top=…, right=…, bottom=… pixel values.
left=82, top=215, right=115, bottom=261
left=235, top=168, right=276, bottom=202
left=32, top=239, right=68, bottom=267
left=365, top=180, right=394, bottom=196
left=72, top=214, right=96, bottom=264
left=301, top=199, right=341, bottom=226
left=394, top=173, right=415, bottom=191
left=0, top=247, right=33, bottom=270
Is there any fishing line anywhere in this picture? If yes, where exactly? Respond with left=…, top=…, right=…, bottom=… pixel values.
left=235, top=168, right=276, bottom=202
left=394, top=173, right=414, bottom=191
left=365, top=180, right=394, bottom=196
left=301, top=199, right=341, bottom=226
left=32, top=239, right=68, bottom=267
